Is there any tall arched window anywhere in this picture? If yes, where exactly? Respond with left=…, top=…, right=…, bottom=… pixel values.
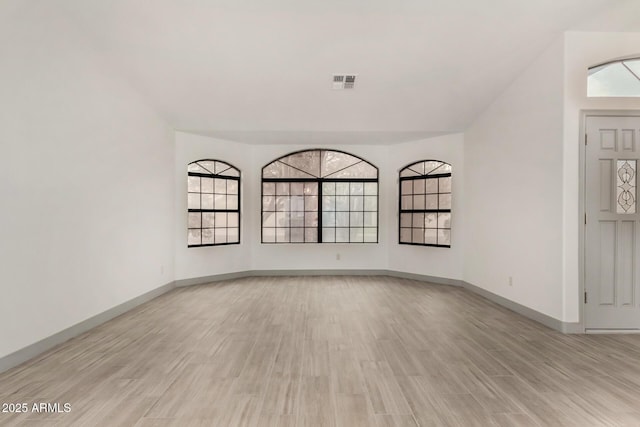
left=399, top=160, right=451, bottom=247
left=187, top=159, right=240, bottom=247
left=588, top=57, right=640, bottom=97
left=262, top=149, right=378, bottom=243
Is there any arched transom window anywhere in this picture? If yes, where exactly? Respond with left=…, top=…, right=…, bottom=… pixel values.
left=399, top=160, right=451, bottom=247
left=187, top=159, right=240, bottom=247
left=588, top=57, right=640, bottom=97
left=262, top=149, right=378, bottom=243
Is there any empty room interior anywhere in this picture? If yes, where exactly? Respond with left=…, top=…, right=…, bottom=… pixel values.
left=2, top=0, right=640, bottom=425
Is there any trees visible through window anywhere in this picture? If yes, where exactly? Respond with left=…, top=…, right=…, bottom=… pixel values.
left=187, top=160, right=240, bottom=247
left=399, top=160, right=451, bottom=247
left=262, top=149, right=378, bottom=243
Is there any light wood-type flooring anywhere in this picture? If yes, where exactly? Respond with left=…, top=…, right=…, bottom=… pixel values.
left=1, top=276, right=640, bottom=426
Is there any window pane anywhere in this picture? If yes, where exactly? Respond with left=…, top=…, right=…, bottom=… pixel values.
left=413, top=213, right=424, bottom=228
left=291, top=211, right=304, bottom=227
left=188, top=176, right=200, bottom=193
left=275, top=196, right=289, bottom=211
left=188, top=213, right=201, bottom=228
left=227, top=180, right=238, bottom=194
left=263, top=182, right=276, bottom=195
left=323, top=182, right=336, bottom=195
left=215, top=228, right=227, bottom=244
left=323, top=195, right=336, bottom=211
left=263, top=161, right=316, bottom=179
left=350, top=212, right=364, bottom=227
left=401, top=195, right=412, bottom=210
left=305, top=212, right=318, bottom=227
left=350, top=182, right=364, bottom=196
left=188, top=229, right=201, bottom=246
left=305, top=228, right=318, bottom=243
left=263, top=196, right=275, bottom=211
left=321, top=151, right=360, bottom=177
left=413, top=194, right=425, bottom=210
left=214, top=194, right=227, bottom=210
left=336, top=228, right=350, bottom=243
left=304, top=182, right=318, bottom=195
left=188, top=193, right=200, bottom=209
left=336, top=196, right=349, bottom=211
left=336, top=212, right=349, bottom=227
left=414, top=179, right=425, bottom=194
left=202, top=194, right=214, bottom=210
left=279, top=151, right=321, bottom=177
left=364, top=228, right=377, bottom=242
left=424, top=229, right=437, bottom=245
left=400, top=228, right=411, bottom=243
left=438, top=212, right=451, bottom=229
left=425, top=178, right=438, bottom=194
left=228, top=213, right=239, bottom=227
left=363, top=196, right=376, bottom=211
left=215, top=212, right=227, bottom=227
left=305, top=196, right=318, bottom=211
left=214, top=178, right=226, bottom=193
left=227, top=227, right=239, bottom=243
left=263, top=212, right=276, bottom=227
left=202, top=229, right=214, bottom=245
left=336, top=182, right=349, bottom=195
left=276, top=182, right=290, bottom=195
left=364, top=182, right=378, bottom=195
left=425, top=213, right=437, bottom=228
left=425, top=195, right=438, bottom=210
left=350, top=228, right=364, bottom=243
left=276, top=212, right=290, bottom=227
left=350, top=196, right=363, bottom=211
left=291, top=182, right=304, bottom=195
left=263, top=227, right=276, bottom=243
left=617, top=160, right=636, bottom=214
left=322, top=227, right=335, bottom=242
left=439, top=194, right=452, bottom=210
left=438, top=229, right=451, bottom=246
left=201, top=177, right=214, bottom=193
left=276, top=228, right=289, bottom=243
left=323, top=212, right=336, bottom=227
left=588, top=61, right=640, bottom=97
left=291, top=196, right=304, bottom=212
left=400, top=213, right=411, bottom=228
left=327, top=161, right=377, bottom=179
left=401, top=180, right=412, bottom=195
left=412, top=229, right=424, bottom=244
left=291, top=228, right=304, bottom=243
left=364, top=212, right=377, bottom=227
left=203, top=212, right=215, bottom=228
left=227, top=196, right=239, bottom=210
left=439, top=176, right=451, bottom=193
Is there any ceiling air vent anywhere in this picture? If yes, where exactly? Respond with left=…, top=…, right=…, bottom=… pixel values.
left=332, top=74, right=357, bottom=90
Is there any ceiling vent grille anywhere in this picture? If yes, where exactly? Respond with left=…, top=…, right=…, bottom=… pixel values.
left=332, top=74, right=357, bottom=90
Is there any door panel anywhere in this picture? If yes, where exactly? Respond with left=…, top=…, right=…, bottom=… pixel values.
left=585, top=115, right=640, bottom=330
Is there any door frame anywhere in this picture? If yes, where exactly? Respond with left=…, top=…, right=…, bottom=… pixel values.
left=579, top=110, right=640, bottom=333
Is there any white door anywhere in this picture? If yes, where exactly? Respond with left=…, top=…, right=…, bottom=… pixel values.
left=585, top=115, right=640, bottom=330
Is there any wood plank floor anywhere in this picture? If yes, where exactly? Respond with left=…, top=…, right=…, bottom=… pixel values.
left=1, top=276, right=640, bottom=426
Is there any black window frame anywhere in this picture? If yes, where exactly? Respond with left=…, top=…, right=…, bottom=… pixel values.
left=398, top=160, right=452, bottom=248
left=261, top=149, right=379, bottom=244
left=187, top=159, right=241, bottom=248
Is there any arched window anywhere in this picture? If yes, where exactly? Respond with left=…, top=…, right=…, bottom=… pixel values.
left=399, top=160, right=451, bottom=247
left=187, top=159, right=240, bottom=247
left=262, top=149, right=378, bottom=243
left=588, top=57, right=640, bottom=97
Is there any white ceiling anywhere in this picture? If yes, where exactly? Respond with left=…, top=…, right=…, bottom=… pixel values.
left=55, top=0, right=631, bottom=144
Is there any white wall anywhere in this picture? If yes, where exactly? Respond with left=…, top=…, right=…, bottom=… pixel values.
left=562, top=31, right=640, bottom=322
left=387, top=134, right=465, bottom=280
left=0, top=4, right=174, bottom=358
left=174, top=132, right=464, bottom=279
left=464, top=38, right=566, bottom=320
